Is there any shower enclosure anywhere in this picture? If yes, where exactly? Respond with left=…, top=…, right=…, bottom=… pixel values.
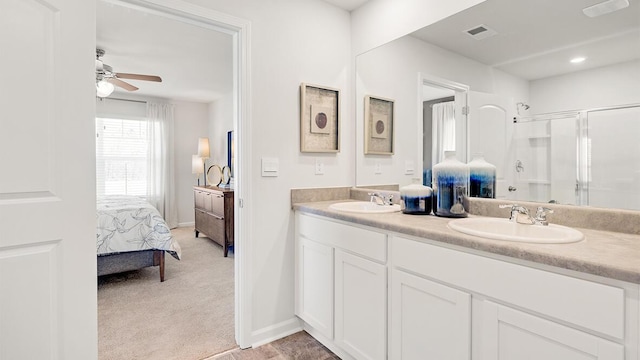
left=511, top=104, right=640, bottom=210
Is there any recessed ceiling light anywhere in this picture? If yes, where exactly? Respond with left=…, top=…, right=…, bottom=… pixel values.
left=583, top=0, right=629, bottom=18
left=570, top=57, right=586, bottom=64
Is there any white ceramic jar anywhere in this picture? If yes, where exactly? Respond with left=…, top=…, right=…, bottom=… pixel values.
left=400, top=178, right=432, bottom=215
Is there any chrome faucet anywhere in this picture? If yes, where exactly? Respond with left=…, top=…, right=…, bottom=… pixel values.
left=533, top=206, right=554, bottom=226
left=499, top=204, right=553, bottom=226
left=368, top=192, right=394, bottom=206
left=500, top=204, right=533, bottom=224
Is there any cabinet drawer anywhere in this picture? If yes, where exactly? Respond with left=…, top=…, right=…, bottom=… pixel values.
left=297, top=213, right=387, bottom=263
left=210, top=193, right=225, bottom=218
left=206, top=216, right=226, bottom=247
left=392, top=235, right=625, bottom=340
left=194, top=190, right=206, bottom=210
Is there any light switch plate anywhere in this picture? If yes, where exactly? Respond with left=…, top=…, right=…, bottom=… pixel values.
left=374, top=162, right=382, bottom=174
left=261, top=157, right=279, bottom=177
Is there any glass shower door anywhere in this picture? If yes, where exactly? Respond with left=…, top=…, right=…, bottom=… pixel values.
left=584, top=106, right=640, bottom=210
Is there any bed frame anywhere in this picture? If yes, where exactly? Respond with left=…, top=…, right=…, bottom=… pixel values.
left=97, top=250, right=165, bottom=282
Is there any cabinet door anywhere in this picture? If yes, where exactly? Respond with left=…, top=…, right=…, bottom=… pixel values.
left=335, top=250, right=387, bottom=360
left=390, top=269, right=471, bottom=360
left=296, top=237, right=334, bottom=339
left=482, top=301, right=624, bottom=360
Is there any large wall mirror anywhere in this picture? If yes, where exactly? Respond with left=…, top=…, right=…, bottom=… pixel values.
left=355, top=0, right=640, bottom=211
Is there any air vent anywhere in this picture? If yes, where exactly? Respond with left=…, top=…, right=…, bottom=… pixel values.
left=464, top=24, right=497, bottom=40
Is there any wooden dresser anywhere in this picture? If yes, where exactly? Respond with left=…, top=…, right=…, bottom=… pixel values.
left=193, top=186, right=234, bottom=257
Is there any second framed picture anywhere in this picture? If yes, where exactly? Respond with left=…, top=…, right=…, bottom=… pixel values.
left=364, top=95, right=394, bottom=155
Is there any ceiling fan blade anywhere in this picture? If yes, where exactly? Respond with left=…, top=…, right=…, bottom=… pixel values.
left=115, top=73, right=162, bottom=82
left=107, top=78, right=139, bottom=91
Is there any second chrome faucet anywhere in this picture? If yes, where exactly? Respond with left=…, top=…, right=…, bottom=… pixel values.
left=499, top=204, right=554, bottom=226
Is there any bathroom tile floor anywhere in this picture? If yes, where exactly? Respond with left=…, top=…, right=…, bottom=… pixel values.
left=206, top=331, right=339, bottom=360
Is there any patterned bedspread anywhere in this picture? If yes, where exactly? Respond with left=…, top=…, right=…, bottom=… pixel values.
left=96, top=195, right=181, bottom=260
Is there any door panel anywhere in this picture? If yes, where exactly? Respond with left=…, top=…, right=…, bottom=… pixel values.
left=468, top=91, right=514, bottom=199
left=390, top=269, right=471, bottom=360
left=0, top=0, right=96, bottom=358
left=296, top=237, right=334, bottom=339
left=335, top=250, right=386, bottom=360
left=482, top=301, right=623, bottom=360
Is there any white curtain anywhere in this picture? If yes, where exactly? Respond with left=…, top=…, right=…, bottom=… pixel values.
left=146, top=102, right=178, bottom=228
left=432, top=101, right=456, bottom=164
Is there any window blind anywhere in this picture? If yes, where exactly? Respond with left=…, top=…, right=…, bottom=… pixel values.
left=96, top=117, right=148, bottom=197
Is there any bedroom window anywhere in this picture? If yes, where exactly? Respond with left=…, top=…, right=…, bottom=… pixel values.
left=96, top=117, right=148, bottom=197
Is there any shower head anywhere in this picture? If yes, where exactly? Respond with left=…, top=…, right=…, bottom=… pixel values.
left=516, top=102, right=530, bottom=116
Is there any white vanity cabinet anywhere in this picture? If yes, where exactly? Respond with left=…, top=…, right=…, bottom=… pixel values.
left=295, top=213, right=388, bottom=360
left=392, top=235, right=628, bottom=360
left=295, top=211, right=638, bottom=360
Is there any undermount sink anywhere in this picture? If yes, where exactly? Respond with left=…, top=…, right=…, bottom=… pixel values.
left=448, top=217, right=584, bottom=244
left=329, top=201, right=401, bottom=214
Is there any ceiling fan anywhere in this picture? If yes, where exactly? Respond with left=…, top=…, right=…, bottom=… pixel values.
left=95, top=48, right=162, bottom=97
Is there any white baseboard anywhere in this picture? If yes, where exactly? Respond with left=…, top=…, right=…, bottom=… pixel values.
left=250, top=317, right=302, bottom=348
left=177, top=221, right=195, bottom=228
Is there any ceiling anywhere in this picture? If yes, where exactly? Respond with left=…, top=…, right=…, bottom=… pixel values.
left=97, top=0, right=638, bottom=101
left=96, top=1, right=233, bottom=103
left=96, top=0, right=370, bottom=102
left=411, top=0, right=640, bottom=80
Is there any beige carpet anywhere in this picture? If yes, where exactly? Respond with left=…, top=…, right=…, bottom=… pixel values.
left=98, top=227, right=236, bottom=360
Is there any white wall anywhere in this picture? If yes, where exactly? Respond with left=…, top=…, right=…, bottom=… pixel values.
left=174, top=100, right=210, bottom=225
left=208, top=91, right=234, bottom=169
left=356, top=35, right=528, bottom=186
left=530, top=60, right=640, bottom=114
left=183, top=0, right=353, bottom=343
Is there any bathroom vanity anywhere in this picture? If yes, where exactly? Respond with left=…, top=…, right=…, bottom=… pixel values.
left=293, top=198, right=640, bottom=360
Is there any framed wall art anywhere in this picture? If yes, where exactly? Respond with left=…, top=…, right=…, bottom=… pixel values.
left=364, top=95, right=394, bottom=155
left=300, top=83, right=340, bottom=153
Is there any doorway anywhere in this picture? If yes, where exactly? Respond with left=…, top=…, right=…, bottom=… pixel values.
left=96, top=0, right=250, bottom=355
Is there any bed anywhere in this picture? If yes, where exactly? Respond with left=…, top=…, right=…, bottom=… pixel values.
left=96, top=195, right=181, bottom=282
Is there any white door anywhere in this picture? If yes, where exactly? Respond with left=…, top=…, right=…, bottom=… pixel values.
left=295, top=237, right=334, bottom=339
left=335, top=250, right=386, bottom=360
left=468, top=91, right=515, bottom=199
left=482, top=301, right=623, bottom=360
left=390, top=269, right=471, bottom=360
left=0, top=0, right=97, bottom=359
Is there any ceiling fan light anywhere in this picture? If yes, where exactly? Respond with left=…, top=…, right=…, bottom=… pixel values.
left=96, top=80, right=115, bottom=97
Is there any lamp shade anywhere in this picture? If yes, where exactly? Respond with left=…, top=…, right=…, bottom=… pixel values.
left=197, top=138, right=210, bottom=158
left=192, top=155, right=204, bottom=174
left=96, top=80, right=115, bottom=97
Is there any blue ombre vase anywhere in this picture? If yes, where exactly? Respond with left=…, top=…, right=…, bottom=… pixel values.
left=469, top=155, right=496, bottom=198
left=400, top=178, right=432, bottom=215
left=432, top=151, right=469, bottom=217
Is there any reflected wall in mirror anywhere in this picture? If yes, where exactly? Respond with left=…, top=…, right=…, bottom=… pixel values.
left=355, top=0, right=640, bottom=211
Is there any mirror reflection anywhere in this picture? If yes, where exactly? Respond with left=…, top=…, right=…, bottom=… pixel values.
left=355, top=0, right=640, bottom=210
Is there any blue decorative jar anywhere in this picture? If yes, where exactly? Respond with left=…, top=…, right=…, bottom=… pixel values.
left=468, top=154, right=496, bottom=198
left=400, top=178, right=432, bottom=215
left=432, top=151, right=469, bottom=217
